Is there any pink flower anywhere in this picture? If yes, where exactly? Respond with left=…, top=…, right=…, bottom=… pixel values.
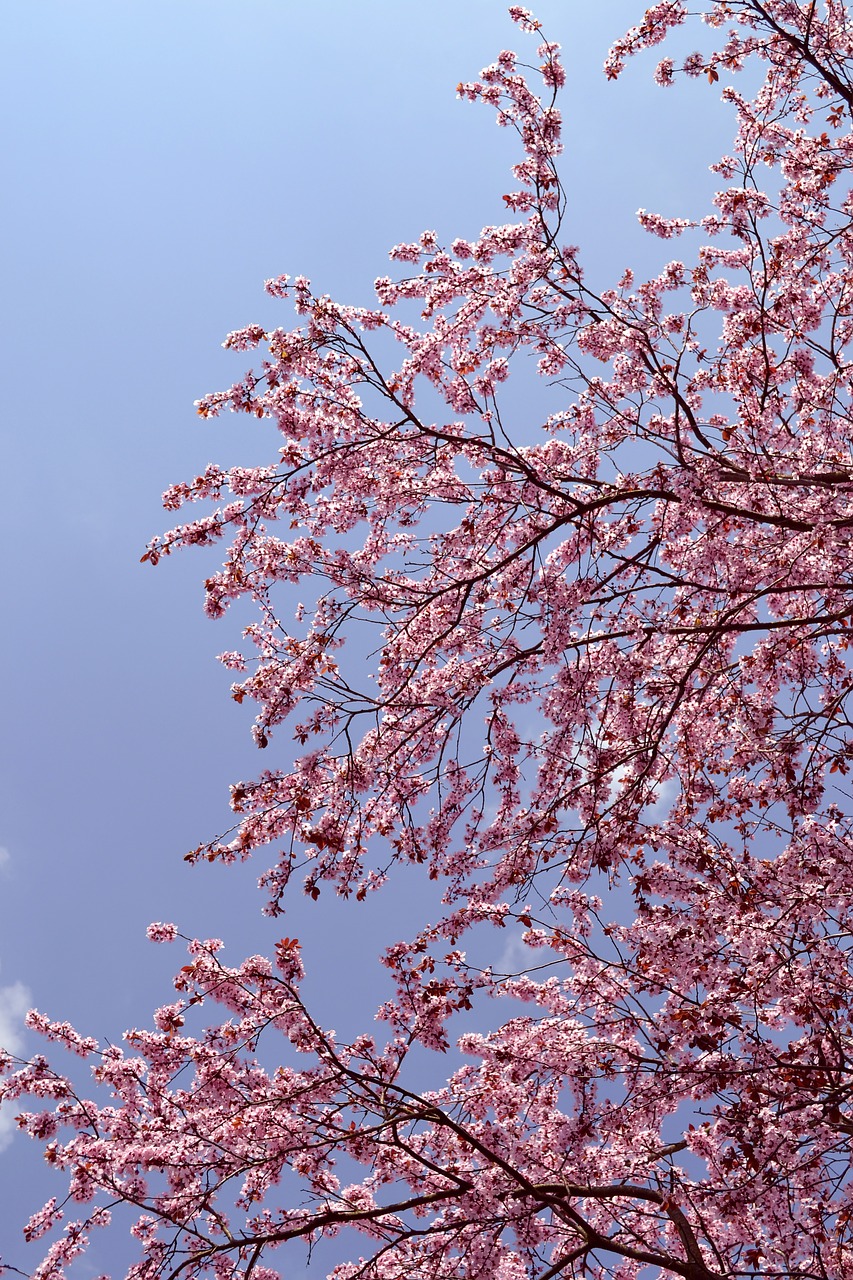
left=508, top=6, right=540, bottom=33
left=654, top=57, right=675, bottom=85
left=145, top=922, right=178, bottom=943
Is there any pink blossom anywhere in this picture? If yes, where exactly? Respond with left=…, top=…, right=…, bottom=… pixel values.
left=16, top=5, right=853, bottom=1279
left=654, top=57, right=675, bottom=85
left=637, top=208, right=694, bottom=237
left=145, top=922, right=178, bottom=943
left=508, top=6, right=540, bottom=33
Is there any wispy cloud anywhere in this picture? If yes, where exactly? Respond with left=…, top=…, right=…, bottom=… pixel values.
left=0, top=978, right=32, bottom=1152
left=497, top=929, right=541, bottom=977
left=0, top=846, right=11, bottom=874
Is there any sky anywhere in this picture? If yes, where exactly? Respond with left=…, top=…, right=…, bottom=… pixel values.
left=0, top=1, right=730, bottom=1271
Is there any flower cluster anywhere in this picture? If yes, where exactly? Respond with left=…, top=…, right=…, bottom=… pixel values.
left=7, top=5, right=853, bottom=1280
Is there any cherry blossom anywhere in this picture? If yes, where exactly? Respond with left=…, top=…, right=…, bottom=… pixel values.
left=6, top=4, right=853, bottom=1279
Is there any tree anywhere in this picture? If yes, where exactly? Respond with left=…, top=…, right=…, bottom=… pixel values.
left=5, top=1, right=853, bottom=1276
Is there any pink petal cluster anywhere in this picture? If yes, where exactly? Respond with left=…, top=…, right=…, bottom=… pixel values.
left=7, top=5, right=853, bottom=1280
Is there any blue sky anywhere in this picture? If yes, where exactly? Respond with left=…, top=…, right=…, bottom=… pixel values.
left=0, top=1, right=728, bottom=1269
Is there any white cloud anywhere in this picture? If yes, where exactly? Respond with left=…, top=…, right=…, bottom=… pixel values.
left=645, top=776, right=677, bottom=822
left=606, top=764, right=677, bottom=823
left=0, top=979, right=32, bottom=1152
left=497, top=929, right=541, bottom=976
left=0, top=846, right=10, bottom=874
left=0, top=1113, right=19, bottom=1154
left=0, top=981, right=30, bottom=1056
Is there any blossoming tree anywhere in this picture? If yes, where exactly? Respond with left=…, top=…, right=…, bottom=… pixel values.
left=5, top=2, right=853, bottom=1277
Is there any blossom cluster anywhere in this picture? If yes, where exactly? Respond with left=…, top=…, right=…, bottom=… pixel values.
left=6, top=4, right=853, bottom=1280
